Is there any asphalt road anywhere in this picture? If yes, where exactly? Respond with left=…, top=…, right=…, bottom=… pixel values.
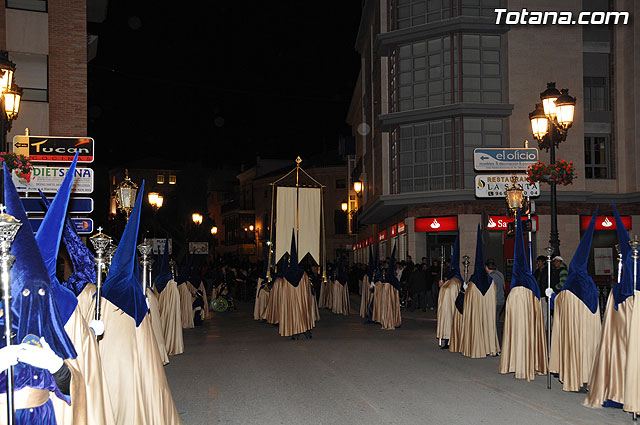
left=164, top=298, right=630, bottom=425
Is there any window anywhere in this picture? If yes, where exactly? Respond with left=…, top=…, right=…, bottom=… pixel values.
left=334, top=210, right=348, bottom=235
left=390, top=0, right=503, bottom=30
left=396, top=35, right=458, bottom=111
left=584, top=77, right=609, bottom=112
left=6, top=0, right=47, bottom=12
left=168, top=175, right=176, bottom=184
left=392, top=33, right=502, bottom=112
left=460, top=0, right=503, bottom=17
left=157, top=174, right=165, bottom=184
left=392, top=119, right=456, bottom=193
left=335, top=179, right=346, bottom=189
left=584, top=135, right=612, bottom=179
left=9, top=52, right=48, bottom=102
left=461, top=34, right=502, bottom=103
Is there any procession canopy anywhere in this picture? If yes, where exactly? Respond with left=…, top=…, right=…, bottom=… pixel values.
left=271, top=156, right=324, bottom=266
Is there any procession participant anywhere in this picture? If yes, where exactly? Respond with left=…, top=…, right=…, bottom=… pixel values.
left=253, top=256, right=271, bottom=321
left=1, top=164, right=85, bottom=425
left=371, top=244, right=401, bottom=330
left=458, top=225, right=500, bottom=358
left=35, top=158, right=115, bottom=425
left=437, top=232, right=462, bottom=349
left=331, top=256, right=350, bottom=315
left=264, top=256, right=286, bottom=325
left=318, top=263, right=333, bottom=309
left=279, top=231, right=317, bottom=339
left=360, top=246, right=374, bottom=319
left=154, top=238, right=184, bottom=356
left=176, top=257, right=194, bottom=329
left=499, top=209, right=547, bottom=381
left=549, top=209, right=601, bottom=392
left=144, top=275, right=169, bottom=365
left=585, top=203, right=634, bottom=409
left=92, top=182, right=182, bottom=424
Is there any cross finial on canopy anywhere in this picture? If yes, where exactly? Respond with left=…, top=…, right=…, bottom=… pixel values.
left=0, top=205, right=6, bottom=214
left=97, top=226, right=103, bottom=234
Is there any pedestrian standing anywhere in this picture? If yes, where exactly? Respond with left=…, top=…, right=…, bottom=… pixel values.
left=485, top=259, right=505, bottom=345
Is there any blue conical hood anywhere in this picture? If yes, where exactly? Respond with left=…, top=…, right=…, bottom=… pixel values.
left=39, top=192, right=95, bottom=296
left=2, top=164, right=76, bottom=359
left=101, top=181, right=148, bottom=326
left=176, top=254, right=191, bottom=285
left=336, top=255, right=348, bottom=286
left=612, top=203, right=634, bottom=308
left=510, top=209, right=541, bottom=299
left=447, top=231, right=462, bottom=281
left=470, top=224, right=490, bottom=295
left=561, top=207, right=599, bottom=313
left=366, top=245, right=374, bottom=281
left=383, top=242, right=400, bottom=289
left=34, top=153, right=79, bottom=323
left=154, top=237, right=172, bottom=293
left=284, top=229, right=304, bottom=286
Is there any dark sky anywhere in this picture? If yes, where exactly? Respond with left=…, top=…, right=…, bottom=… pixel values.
left=88, top=2, right=363, bottom=169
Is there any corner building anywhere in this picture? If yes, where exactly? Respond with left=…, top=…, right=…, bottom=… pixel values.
left=348, top=0, right=640, bottom=288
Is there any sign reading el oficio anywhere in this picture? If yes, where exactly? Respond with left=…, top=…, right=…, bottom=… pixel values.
left=473, top=148, right=538, bottom=171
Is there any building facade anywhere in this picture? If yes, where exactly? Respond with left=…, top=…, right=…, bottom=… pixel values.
left=348, top=0, right=640, bottom=286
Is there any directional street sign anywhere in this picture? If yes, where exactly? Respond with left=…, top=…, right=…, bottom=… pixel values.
left=11, top=166, right=94, bottom=194
left=29, top=217, right=93, bottom=234
left=20, top=197, right=94, bottom=214
left=475, top=174, right=540, bottom=198
left=473, top=148, right=538, bottom=171
left=12, top=135, right=94, bottom=163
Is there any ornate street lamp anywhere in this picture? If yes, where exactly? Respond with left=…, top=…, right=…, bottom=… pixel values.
left=505, top=179, right=524, bottom=214
left=155, top=194, right=163, bottom=208
left=0, top=51, right=22, bottom=156
left=353, top=180, right=363, bottom=197
left=114, top=169, right=138, bottom=219
left=192, top=213, right=202, bottom=225
left=148, top=192, right=159, bottom=207
left=210, top=225, right=218, bottom=235
left=341, top=201, right=348, bottom=212
left=530, top=82, right=577, bottom=256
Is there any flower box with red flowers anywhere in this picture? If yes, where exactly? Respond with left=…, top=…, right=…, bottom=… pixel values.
left=0, top=152, right=33, bottom=183
left=526, top=160, right=577, bottom=186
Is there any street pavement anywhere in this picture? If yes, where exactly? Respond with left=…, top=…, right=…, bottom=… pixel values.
left=165, top=296, right=630, bottom=425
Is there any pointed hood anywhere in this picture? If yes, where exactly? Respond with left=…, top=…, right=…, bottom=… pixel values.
left=383, top=242, right=400, bottom=290
left=101, top=181, right=149, bottom=326
left=176, top=254, right=191, bottom=285
left=154, top=237, right=172, bottom=293
left=39, top=191, right=96, bottom=297
left=470, top=224, right=490, bottom=295
left=447, top=231, right=462, bottom=281
left=510, top=209, right=541, bottom=299
left=560, top=207, right=599, bottom=314
left=336, top=255, right=348, bottom=286
left=366, top=245, right=374, bottom=281
left=34, top=154, right=79, bottom=323
left=1, top=164, right=76, bottom=359
left=284, top=229, right=304, bottom=286
left=611, top=203, right=634, bottom=308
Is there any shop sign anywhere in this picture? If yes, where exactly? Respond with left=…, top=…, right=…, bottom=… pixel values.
left=29, top=217, right=93, bottom=234
left=580, top=215, right=632, bottom=231
left=368, top=237, right=373, bottom=245
left=487, top=215, right=539, bottom=231
left=390, top=224, right=398, bottom=237
left=474, top=148, right=538, bottom=171
left=475, top=174, right=539, bottom=198
left=378, top=230, right=387, bottom=242
left=594, top=247, right=614, bottom=276
left=414, top=216, right=458, bottom=232
left=397, top=221, right=406, bottom=234
left=13, top=135, right=94, bottom=163
left=12, top=166, right=94, bottom=194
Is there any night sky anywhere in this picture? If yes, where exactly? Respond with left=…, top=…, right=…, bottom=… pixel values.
left=88, top=2, right=363, bottom=169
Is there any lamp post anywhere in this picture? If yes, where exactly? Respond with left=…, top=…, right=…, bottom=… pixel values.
left=0, top=51, right=22, bottom=154
left=210, top=225, right=218, bottom=260
left=529, top=82, right=576, bottom=257
left=148, top=192, right=163, bottom=238
left=353, top=180, right=363, bottom=198
left=114, top=170, right=138, bottom=220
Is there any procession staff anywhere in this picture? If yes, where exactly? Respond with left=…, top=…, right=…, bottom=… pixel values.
left=499, top=209, right=547, bottom=381
left=437, top=232, right=462, bottom=350
left=35, top=155, right=115, bottom=425
left=94, top=182, right=182, bottom=424
left=1, top=164, right=83, bottom=425
left=584, top=203, right=634, bottom=409
left=154, top=238, right=184, bottom=356
left=549, top=209, right=602, bottom=392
